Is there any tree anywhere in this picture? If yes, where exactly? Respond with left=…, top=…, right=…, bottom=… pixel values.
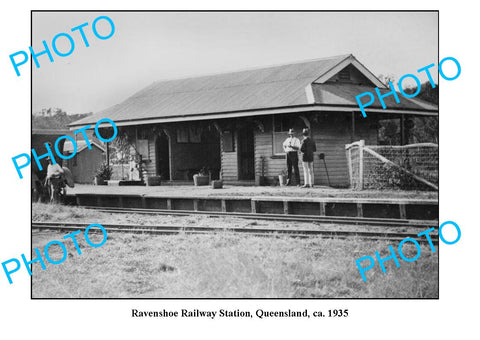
left=377, top=73, right=396, bottom=85
left=376, top=80, right=439, bottom=145
left=403, top=82, right=439, bottom=144
left=32, top=108, right=92, bottom=130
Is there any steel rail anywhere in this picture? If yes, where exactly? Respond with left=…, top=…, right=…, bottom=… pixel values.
left=82, top=206, right=438, bottom=228
left=32, top=221, right=439, bottom=243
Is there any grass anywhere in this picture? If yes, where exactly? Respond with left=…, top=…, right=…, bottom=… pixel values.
left=31, top=229, right=438, bottom=299
left=31, top=203, right=438, bottom=298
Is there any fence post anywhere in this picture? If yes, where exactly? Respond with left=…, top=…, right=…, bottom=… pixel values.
left=359, top=140, right=365, bottom=190
left=347, top=147, right=353, bottom=188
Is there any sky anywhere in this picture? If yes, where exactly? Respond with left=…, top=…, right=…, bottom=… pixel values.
left=32, top=11, right=438, bottom=114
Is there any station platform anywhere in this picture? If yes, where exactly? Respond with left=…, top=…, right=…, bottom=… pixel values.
left=65, top=184, right=438, bottom=221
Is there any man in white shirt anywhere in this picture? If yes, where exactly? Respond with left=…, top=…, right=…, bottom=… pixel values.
left=282, top=128, right=301, bottom=186
left=45, top=155, right=66, bottom=202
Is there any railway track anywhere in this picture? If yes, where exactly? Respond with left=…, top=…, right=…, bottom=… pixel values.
left=32, top=221, right=439, bottom=243
left=83, top=206, right=438, bottom=229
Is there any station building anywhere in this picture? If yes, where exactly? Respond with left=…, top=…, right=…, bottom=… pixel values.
left=62, top=140, right=105, bottom=184
left=70, top=54, right=438, bottom=187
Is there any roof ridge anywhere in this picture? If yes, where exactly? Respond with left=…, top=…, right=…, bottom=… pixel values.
left=146, top=54, right=353, bottom=84
left=64, top=138, right=105, bottom=152
left=132, top=76, right=318, bottom=98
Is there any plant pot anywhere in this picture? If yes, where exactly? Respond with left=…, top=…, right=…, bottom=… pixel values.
left=278, top=175, right=286, bottom=187
left=193, top=174, right=209, bottom=186
left=146, top=176, right=162, bottom=186
left=211, top=180, right=223, bottom=189
left=94, top=176, right=106, bottom=186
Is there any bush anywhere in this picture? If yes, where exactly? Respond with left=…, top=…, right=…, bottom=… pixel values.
left=96, top=163, right=113, bottom=181
left=366, top=163, right=428, bottom=190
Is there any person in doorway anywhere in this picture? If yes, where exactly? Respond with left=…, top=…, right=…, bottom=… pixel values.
left=129, top=154, right=140, bottom=181
left=300, top=128, right=317, bottom=188
left=282, top=128, right=301, bottom=186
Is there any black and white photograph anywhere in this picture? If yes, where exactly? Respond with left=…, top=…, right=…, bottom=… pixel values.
left=30, top=11, right=440, bottom=299
left=3, top=1, right=480, bottom=338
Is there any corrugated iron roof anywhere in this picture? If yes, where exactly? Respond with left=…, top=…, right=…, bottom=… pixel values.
left=63, top=140, right=105, bottom=153
left=312, top=83, right=438, bottom=111
left=32, top=129, right=72, bottom=136
left=71, top=54, right=437, bottom=127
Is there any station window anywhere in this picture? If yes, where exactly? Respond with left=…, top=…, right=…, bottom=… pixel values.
left=189, top=126, right=202, bottom=143
left=137, top=139, right=149, bottom=160
left=223, top=131, right=235, bottom=152
left=176, top=127, right=189, bottom=143
left=176, top=126, right=202, bottom=143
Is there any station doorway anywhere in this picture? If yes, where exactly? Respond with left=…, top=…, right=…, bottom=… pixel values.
left=237, top=128, right=255, bottom=180
left=156, top=134, right=170, bottom=180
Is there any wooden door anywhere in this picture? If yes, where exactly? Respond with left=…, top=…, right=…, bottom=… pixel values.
left=237, top=129, right=255, bottom=180
left=156, top=135, right=170, bottom=180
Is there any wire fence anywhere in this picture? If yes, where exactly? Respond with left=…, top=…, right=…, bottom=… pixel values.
left=345, top=140, right=438, bottom=191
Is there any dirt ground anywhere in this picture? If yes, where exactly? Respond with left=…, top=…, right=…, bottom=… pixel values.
left=31, top=204, right=439, bottom=298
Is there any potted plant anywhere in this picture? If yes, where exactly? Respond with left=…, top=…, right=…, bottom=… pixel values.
left=193, top=166, right=210, bottom=186
left=278, top=168, right=288, bottom=187
left=211, top=168, right=223, bottom=189
left=94, top=163, right=113, bottom=185
left=146, top=175, right=162, bottom=186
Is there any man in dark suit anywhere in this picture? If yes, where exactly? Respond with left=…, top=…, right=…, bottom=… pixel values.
left=300, top=128, right=317, bottom=188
